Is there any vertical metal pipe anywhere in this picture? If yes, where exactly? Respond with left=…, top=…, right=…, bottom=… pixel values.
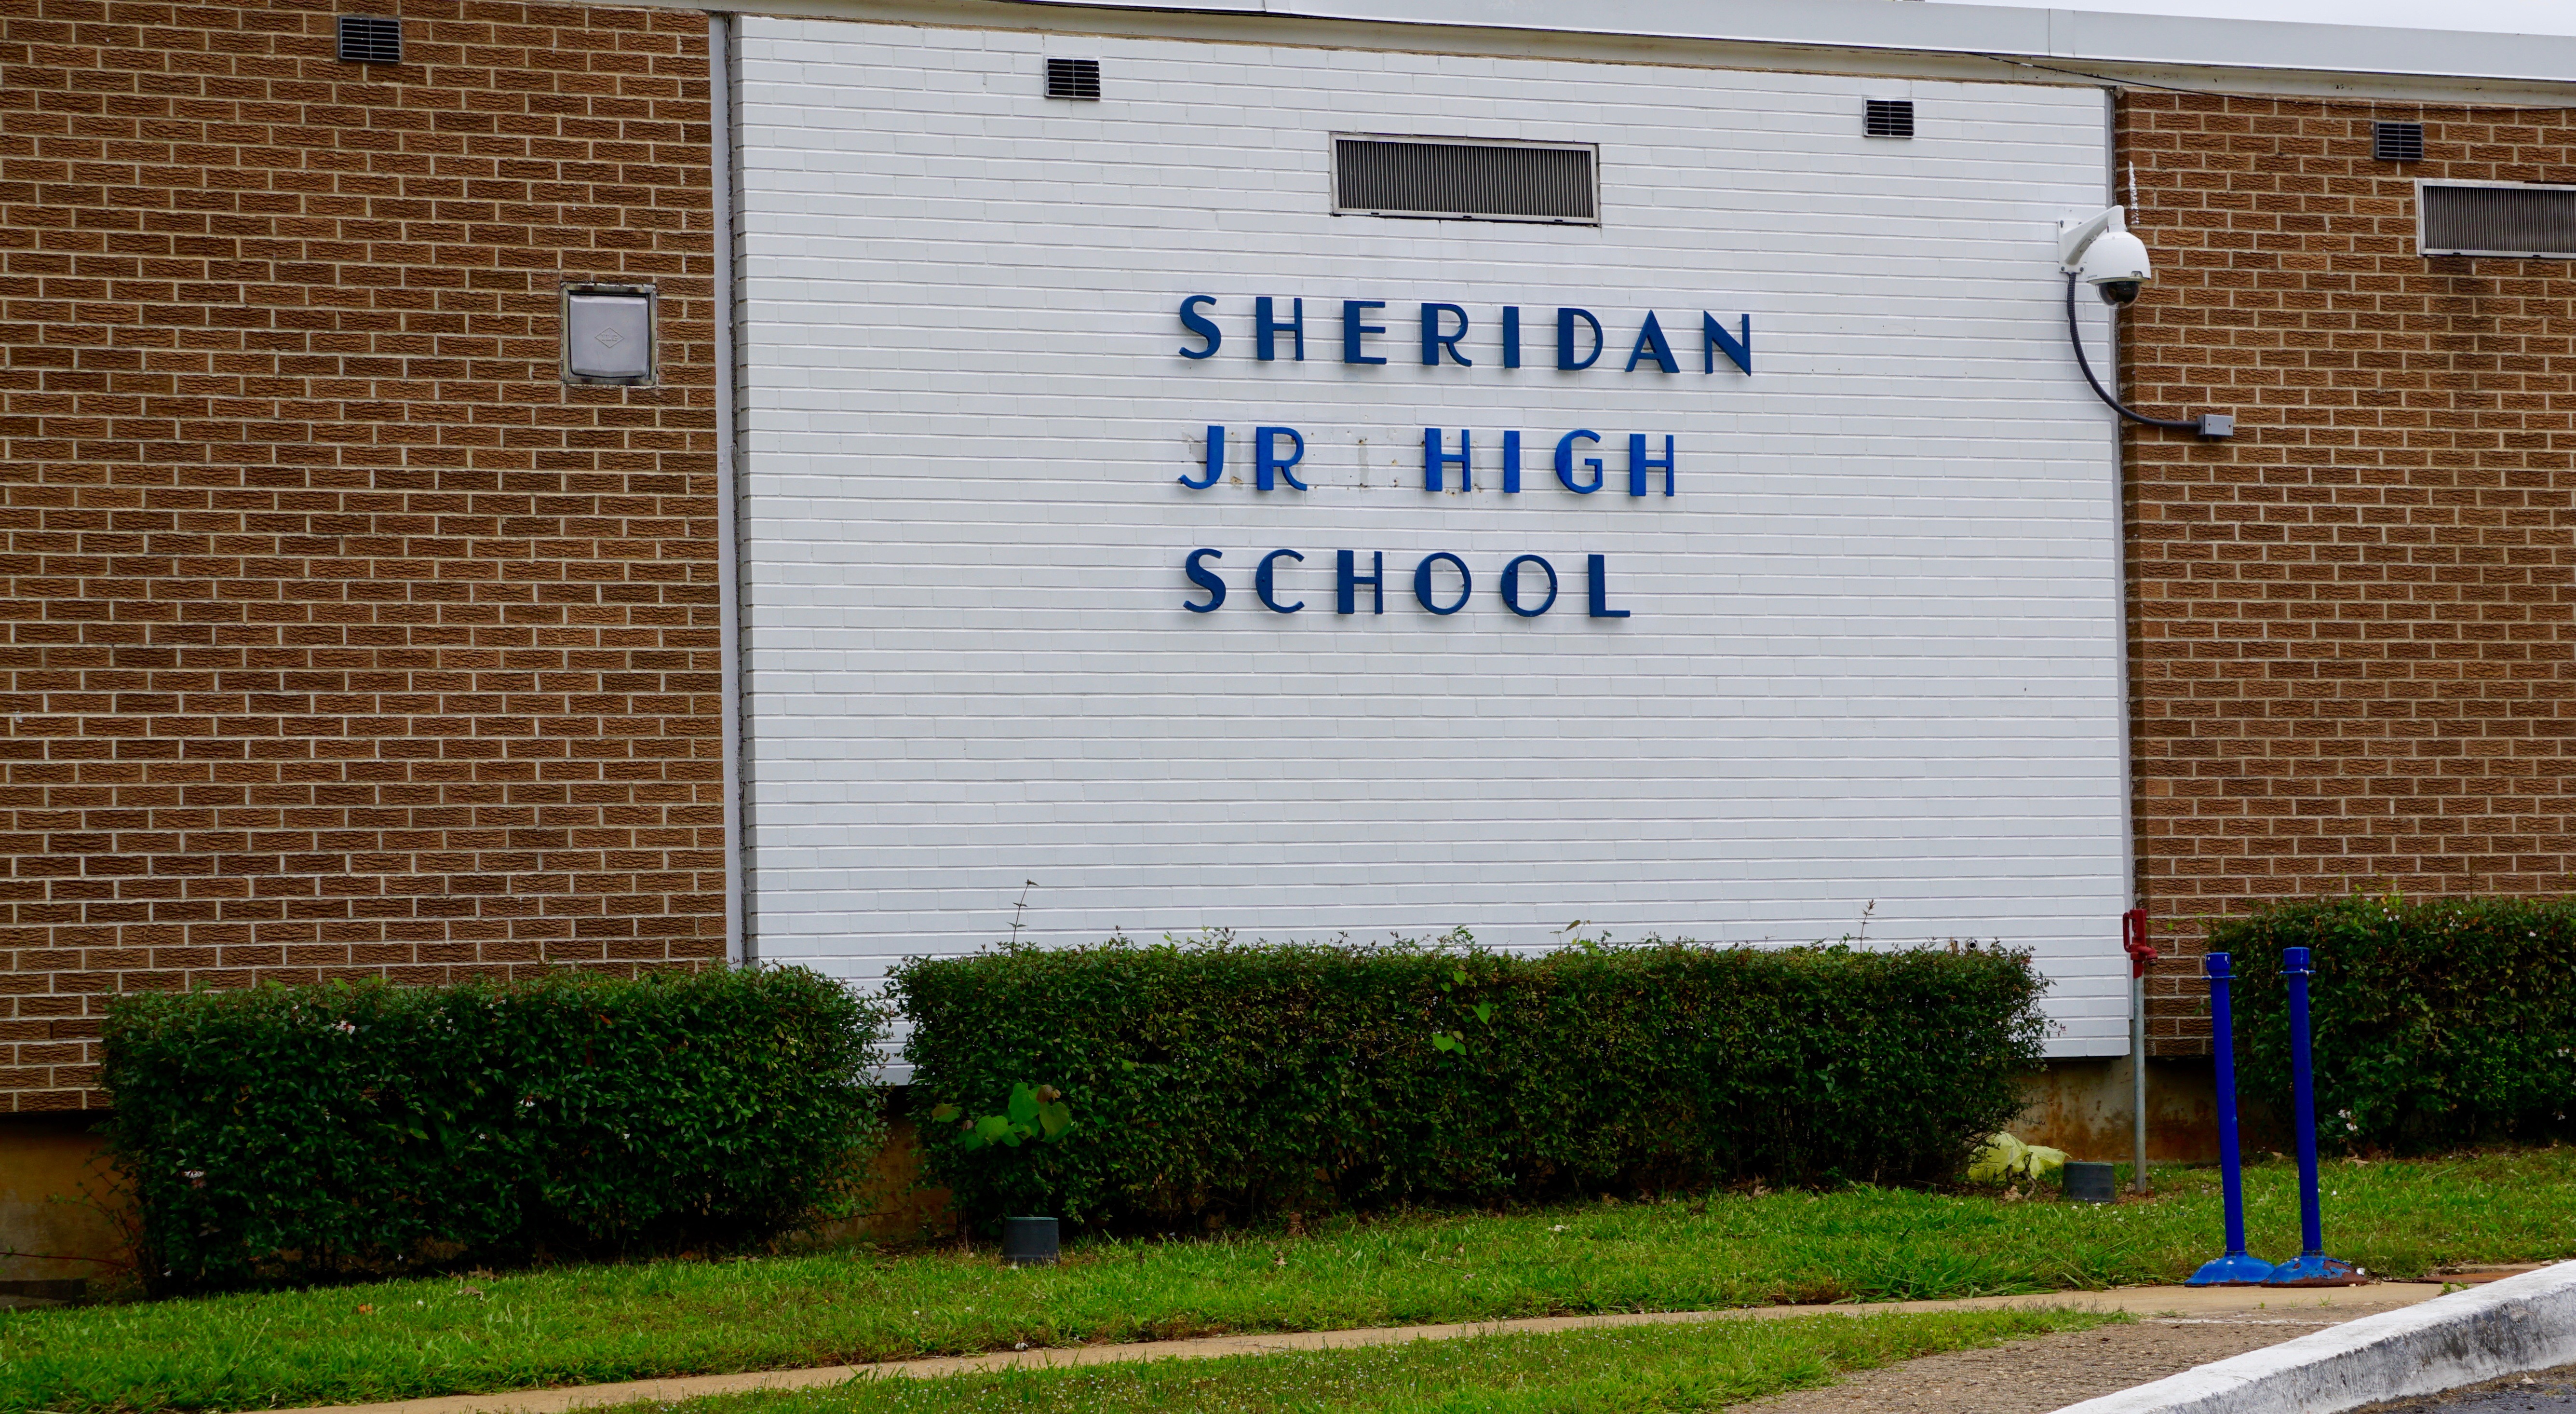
left=2132, top=967, right=2147, bottom=1191
left=2285, top=945, right=2323, bottom=1256
left=2105, top=86, right=2146, bottom=1196
left=2261, top=944, right=2358, bottom=1286
left=709, top=12, right=746, bottom=965
left=2189, top=949, right=2272, bottom=1285
left=2209, top=953, right=2248, bottom=1257
left=2122, top=908, right=2151, bottom=1193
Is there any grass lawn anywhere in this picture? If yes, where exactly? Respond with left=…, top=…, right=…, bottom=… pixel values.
left=0, top=1148, right=2564, bottom=1414
left=690, top=1308, right=2124, bottom=1414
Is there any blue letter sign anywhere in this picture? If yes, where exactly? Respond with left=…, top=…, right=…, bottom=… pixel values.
left=1555, top=430, right=1603, bottom=494
left=1628, top=434, right=1674, bottom=497
left=1184, top=549, right=1226, bottom=612
left=1414, top=552, right=1471, bottom=615
left=1703, top=312, right=1752, bottom=374
left=1500, top=554, right=1557, bottom=617
left=1255, top=296, right=1304, bottom=361
left=1181, top=426, right=1223, bottom=489
left=1337, top=550, right=1384, bottom=616
left=1424, top=428, right=1470, bottom=491
left=1256, top=549, right=1305, bottom=613
left=1177, top=295, right=1221, bottom=359
left=1420, top=303, right=1472, bottom=367
left=1342, top=300, right=1387, bottom=365
left=1254, top=426, right=1308, bottom=490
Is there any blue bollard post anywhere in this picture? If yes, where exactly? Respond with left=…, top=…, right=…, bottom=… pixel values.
left=2186, top=953, right=2272, bottom=1285
left=2263, top=945, right=2367, bottom=1286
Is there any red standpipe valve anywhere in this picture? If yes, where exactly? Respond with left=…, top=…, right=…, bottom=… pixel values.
left=2122, top=908, right=2156, bottom=979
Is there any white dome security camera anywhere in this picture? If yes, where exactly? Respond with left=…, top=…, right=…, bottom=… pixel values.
left=2056, top=205, right=2233, bottom=437
left=2059, top=206, right=2153, bottom=304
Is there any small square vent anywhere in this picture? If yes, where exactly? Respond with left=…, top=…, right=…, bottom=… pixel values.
left=2375, top=122, right=2425, bottom=163
left=336, top=14, right=402, bottom=64
left=1865, top=99, right=1915, bottom=139
left=1045, top=57, right=1100, bottom=101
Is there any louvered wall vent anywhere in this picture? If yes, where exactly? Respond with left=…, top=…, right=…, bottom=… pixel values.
left=1333, top=136, right=1598, bottom=224
left=1045, top=58, right=1100, bottom=100
left=336, top=14, right=402, bottom=63
left=1864, top=100, right=1915, bottom=138
left=2374, top=122, right=2425, bottom=162
left=2420, top=181, right=2576, bottom=257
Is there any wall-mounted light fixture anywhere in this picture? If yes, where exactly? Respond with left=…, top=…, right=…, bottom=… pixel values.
left=2057, top=207, right=2232, bottom=438
left=561, top=283, right=657, bottom=387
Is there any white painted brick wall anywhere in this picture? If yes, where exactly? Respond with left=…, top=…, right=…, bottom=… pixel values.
left=735, top=17, right=2135, bottom=1057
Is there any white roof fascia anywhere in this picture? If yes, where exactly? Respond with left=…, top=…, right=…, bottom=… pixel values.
left=677, top=0, right=2576, bottom=102
left=1161, top=0, right=2576, bottom=87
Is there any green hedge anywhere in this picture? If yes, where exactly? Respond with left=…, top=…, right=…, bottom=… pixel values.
left=890, top=935, right=2046, bottom=1228
left=103, top=966, right=889, bottom=1292
left=2212, top=896, right=2576, bottom=1155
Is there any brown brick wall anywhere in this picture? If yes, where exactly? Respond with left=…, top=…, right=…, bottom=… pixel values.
left=0, top=0, right=725, bottom=1109
left=2119, top=94, right=2576, bottom=1051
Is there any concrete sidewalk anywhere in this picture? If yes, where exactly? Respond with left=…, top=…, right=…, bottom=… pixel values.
left=2052, top=1263, right=2576, bottom=1414
left=269, top=1282, right=2449, bottom=1414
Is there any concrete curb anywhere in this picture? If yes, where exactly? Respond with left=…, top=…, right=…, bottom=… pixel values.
left=2051, top=1262, right=2576, bottom=1414
left=264, top=1283, right=2442, bottom=1414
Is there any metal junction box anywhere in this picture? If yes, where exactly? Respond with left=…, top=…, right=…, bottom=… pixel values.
left=561, top=284, right=658, bottom=386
